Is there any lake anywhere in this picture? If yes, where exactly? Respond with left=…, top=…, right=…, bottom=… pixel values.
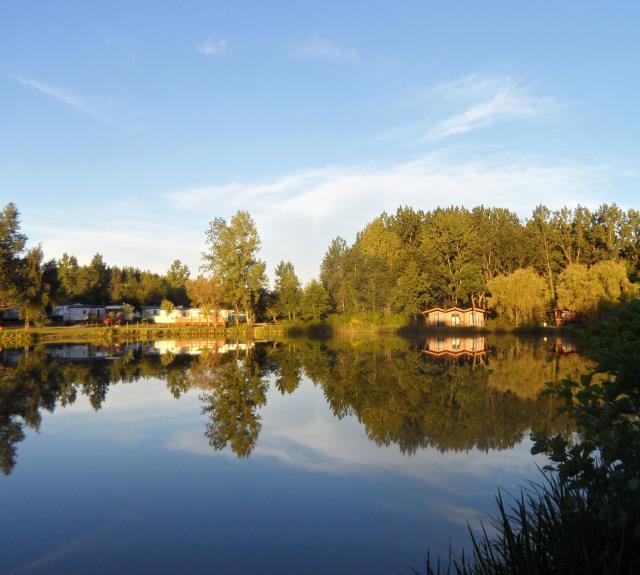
left=0, top=335, right=591, bottom=575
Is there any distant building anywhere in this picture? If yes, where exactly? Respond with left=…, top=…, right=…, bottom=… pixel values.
left=151, top=307, right=245, bottom=325
left=549, top=308, right=579, bottom=327
left=422, top=307, right=486, bottom=328
left=141, top=306, right=162, bottom=321
left=53, top=304, right=105, bottom=323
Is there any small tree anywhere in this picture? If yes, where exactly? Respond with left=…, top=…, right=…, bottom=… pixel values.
left=122, top=303, right=134, bottom=325
left=161, top=299, right=175, bottom=322
left=186, top=276, right=225, bottom=325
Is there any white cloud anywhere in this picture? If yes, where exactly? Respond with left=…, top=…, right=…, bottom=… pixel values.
left=9, top=75, right=98, bottom=117
left=291, top=34, right=358, bottom=62
left=166, top=151, right=610, bottom=281
left=27, top=220, right=203, bottom=276
left=197, top=35, right=227, bottom=56
left=424, top=74, right=556, bottom=141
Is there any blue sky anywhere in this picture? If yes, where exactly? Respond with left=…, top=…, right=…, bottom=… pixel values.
left=1, top=1, right=638, bottom=281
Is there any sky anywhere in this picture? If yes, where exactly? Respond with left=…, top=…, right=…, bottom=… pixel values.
left=1, top=1, right=638, bottom=282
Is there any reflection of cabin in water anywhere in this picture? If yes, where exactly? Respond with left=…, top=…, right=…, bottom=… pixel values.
left=549, top=308, right=579, bottom=327
left=423, top=336, right=486, bottom=363
left=549, top=336, right=578, bottom=354
left=422, top=307, right=486, bottom=328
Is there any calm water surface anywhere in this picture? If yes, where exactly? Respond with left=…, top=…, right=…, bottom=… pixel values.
left=0, top=336, right=591, bottom=574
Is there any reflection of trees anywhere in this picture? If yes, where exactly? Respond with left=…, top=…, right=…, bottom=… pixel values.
left=287, top=338, right=583, bottom=454
left=269, top=343, right=303, bottom=395
left=0, top=347, right=192, bottom=474
left=195, top=348, right=269, bottom=457
left=0, top=336, right=595, bottom=474
left=486, top=338, right=595, bottom=400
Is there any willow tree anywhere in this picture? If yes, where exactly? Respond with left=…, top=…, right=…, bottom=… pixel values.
left=488, top=268, right=549, bottom=326
left=556, top=261, right=636, bottom=314
left=201, top=211, right=266, bottom=324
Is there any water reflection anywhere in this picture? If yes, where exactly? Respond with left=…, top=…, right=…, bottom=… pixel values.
left=0, top=336, right=592, bottom=475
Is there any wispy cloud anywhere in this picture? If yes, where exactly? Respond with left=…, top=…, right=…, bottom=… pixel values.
left=197, top=35, right=227, bottom=56
left=9, top=74, right=98, bottom=117
left=424, top=74, right=556, bottom=141
left=291, top=34, right=358, bottom=62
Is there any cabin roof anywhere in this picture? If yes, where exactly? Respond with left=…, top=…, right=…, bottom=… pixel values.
left=422, top=307, right=486, bottom=315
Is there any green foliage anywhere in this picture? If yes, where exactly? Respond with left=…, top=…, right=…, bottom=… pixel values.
left=202, top=211, right=267, bottom=322
left=185, top=276, right=225, bottom=321
left=0, top=202, right=27, bottom=310
left=166, top=259, right=190, bottom=305
left=274, top=260, right=302, bottom=320
left=556, top=261, right=636, bottom=318
left=160, top=299, right=175, bottom=316
left=488, top=268, right=549, bottom=326
left=18, top=245, right=50, bottom=327
left=300, top=280, right=331, bottom=320
left=320, top=236, right=349, bottom=312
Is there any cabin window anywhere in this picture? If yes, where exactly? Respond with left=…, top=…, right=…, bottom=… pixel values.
left=451, top=313, right=460, bottom=326
left=435, top=313, right=444, bottom=326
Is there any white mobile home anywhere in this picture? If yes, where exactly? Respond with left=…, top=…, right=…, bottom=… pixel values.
left=152, top=307, right=241, bottom=325
left=53, top=304, right=105, bottom=323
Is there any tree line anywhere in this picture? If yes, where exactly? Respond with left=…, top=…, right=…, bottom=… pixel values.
left=319, top=204, right=639, bottom=325
left=1, top=201, right=638, bottom=326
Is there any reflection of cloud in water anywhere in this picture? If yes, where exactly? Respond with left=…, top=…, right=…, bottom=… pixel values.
left=428, top=501, right=499, bottom=536
left=166, top=377, right=547, bottom=492
left=58, top=377, right=200, bottom=416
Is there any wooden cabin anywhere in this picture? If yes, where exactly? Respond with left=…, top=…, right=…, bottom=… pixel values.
left=549, top=308, right=578, bottom=327
left=422, top=307, right=486, bottom=328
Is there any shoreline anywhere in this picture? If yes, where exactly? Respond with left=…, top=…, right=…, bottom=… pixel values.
left=0, top=320, right=574, bottom=349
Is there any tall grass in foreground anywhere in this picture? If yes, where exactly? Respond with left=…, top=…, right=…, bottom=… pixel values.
left=411, top=474, right=633, bottom=575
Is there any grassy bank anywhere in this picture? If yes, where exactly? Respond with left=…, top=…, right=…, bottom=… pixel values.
left=0, top=322, right=285, bottom=348
left=279, top=313, right=561, bottom=337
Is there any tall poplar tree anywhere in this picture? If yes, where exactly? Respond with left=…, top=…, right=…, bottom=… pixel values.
left=202, top=211, right=266, bottom=324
